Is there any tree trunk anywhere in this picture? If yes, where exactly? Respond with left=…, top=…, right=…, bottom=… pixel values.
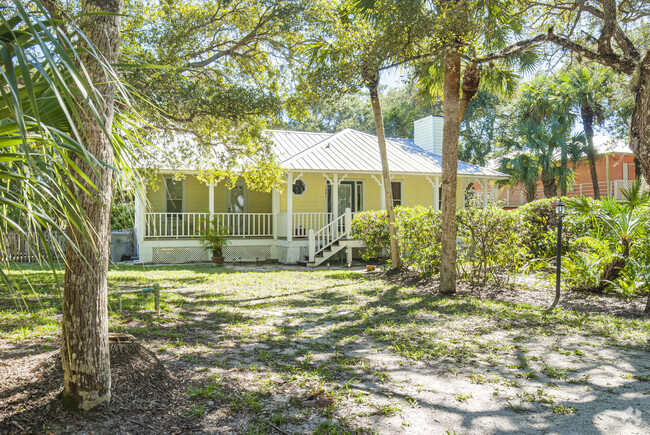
left=440, top=51, right=462, bottom=294
left=459, top=62, right=480, bottom=121
left=595, top=239, right=629, bottom=293
left=525, top=188, right=537, bottom=203
left=629, top=50, right=650, bottom=186
left=541, top=169, right=557, bottom=198
left=581, top=106, right=600, bottom=199
left=367, top=76, right=401, bottom=270
left=61, top=0, right=123, bottom=411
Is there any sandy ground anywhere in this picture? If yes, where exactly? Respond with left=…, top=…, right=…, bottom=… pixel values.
left=1, top=266, right=649, bottom=434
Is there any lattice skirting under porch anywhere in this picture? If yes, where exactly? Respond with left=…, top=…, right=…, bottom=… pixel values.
left=152, top=247, right=209, bottom=264
left=222, top=246, right=272, bottom=262
left=152, top=246, right=273, bottom=263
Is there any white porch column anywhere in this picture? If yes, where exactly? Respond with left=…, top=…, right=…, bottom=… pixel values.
left=287, top=172, right=293, bottom=242
left=208, top=184, right=215, bottom=219
left=428, top=176, right=442, bottom=211
left=332, top=173, right=339, bottom=218
left=371, top=175, right=384, bottom=210
left=272, top=188, right=279, bottom=240
left=482, top=180, right=489, bottom=209
left=135, top=188, right=146, bottom=244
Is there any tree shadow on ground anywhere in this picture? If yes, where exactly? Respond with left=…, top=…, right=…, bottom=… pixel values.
left=2, top=266, right=650, bottom=433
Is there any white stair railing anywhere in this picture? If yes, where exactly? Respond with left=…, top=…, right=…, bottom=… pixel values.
left=308, top=208, right=351, bottom=262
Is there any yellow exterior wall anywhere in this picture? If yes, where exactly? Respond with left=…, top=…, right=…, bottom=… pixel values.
left=248, top=189, right=272, bottom=213
left=146, top=175, right=163, bottom=212
left=186, top=176, right=209, bottom=212
left=402, top=175, right=433, bottom=208
left=147, top=172, right=468, bottom=213
left=291, top=173, right=327, bottom=213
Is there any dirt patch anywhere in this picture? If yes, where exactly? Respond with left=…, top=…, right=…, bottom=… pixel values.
left=0, top=338, right=196, bottom=434
left=375, top=270, right=649, bottom=318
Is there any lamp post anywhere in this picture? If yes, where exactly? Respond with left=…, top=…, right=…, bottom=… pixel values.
left=550, top=199, right=566, bottom=309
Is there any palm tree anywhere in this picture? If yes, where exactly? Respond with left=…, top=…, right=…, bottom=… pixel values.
left=567, top=180, right=649, bottom=292
left=560, top=66, right=613, bottom=199
left=498, top=154, right=540, bottom=202
left=503, top=77, right=586, bottom=198
left=1, top=0, right=142, bottom=410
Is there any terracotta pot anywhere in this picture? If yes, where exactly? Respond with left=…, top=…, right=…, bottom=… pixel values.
left=211, top=256, right=225, bottom=264
left=366, top=265, right=376, bottom=272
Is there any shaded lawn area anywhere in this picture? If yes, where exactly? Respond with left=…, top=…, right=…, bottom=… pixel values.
left=1, top=263, right=650, bottom=434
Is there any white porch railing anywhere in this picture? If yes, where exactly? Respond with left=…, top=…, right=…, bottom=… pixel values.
left=145, top=212, right=273, bottom=238
left=277, top=212, right=333, bottom=238
left=308, top=208, right=351, bottom=262
left=489, top=180, right=637, bottom=208
left=146, top=213, right=209, bottom=238
left=212, top=213, right=273, bottom=237
left=292, top=212, right=333, bottom=237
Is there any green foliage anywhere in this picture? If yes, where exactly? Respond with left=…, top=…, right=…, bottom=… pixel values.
left=110, top=202, right=135, bottom=231
left=0, top=1, right=143, bottom=281
left=395, top=206, right=443, bottom=275
left=516, top=197, right=595, bottom=259
left=284, top=83, right=441, bottom=139
left=351, top=207, right=442, bottom=274
left=564, top=181, right=650, bottom=293
left=353, top=203, right=522, bottom=282
left=457, top=201, right=525, bottom=286
left=350, top=210, right=390, bottom=260
left=458, top=91, right=501, bottom=166
left=122, top=0, right=310, bottom=191
left=498, top=75, right=586, bottom=196
left=199, top=218, right=229, bottom=255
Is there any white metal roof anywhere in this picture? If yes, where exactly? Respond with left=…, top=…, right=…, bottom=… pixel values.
left=274, top=129, right=507, bottom=179
left=147, top=128, right=508, bottom=179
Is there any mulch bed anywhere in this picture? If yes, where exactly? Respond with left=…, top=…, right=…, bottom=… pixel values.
left=0, top=334, right=196, bottom=434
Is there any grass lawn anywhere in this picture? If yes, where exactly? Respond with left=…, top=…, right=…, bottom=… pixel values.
left=1, top=263, right=650, bottom=434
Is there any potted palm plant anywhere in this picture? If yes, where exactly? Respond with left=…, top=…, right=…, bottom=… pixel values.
left=199, top=218, right=228, bottom=264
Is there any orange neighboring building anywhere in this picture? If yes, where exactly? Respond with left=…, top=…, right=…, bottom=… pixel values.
left=480, top=136, right=639, bottom=208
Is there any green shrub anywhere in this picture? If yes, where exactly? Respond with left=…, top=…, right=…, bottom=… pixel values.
left=395, top=206, right=442, bottom=275
left=110, top=201, right=135, bottom=230
left=517, top=197, right=597, bottom=259
left=350, top=209, right=390, bottom=260
left=457, top=201, right=526, bottom=286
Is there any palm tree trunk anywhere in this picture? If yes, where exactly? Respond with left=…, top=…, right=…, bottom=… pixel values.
left=596, top=240, right=630, bottom=292
left=541, top=169, right=557, bottom=198
left=459, top=62, right=480, bottom=120
left=366, top=76, right=401, bottom=270
left=440, top=51, right=462, bottom=294
left=582, top=107, right=600, bottom=199
left=61, top=0, right=123, bottom=411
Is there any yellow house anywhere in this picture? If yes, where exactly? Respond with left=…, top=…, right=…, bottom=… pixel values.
left=135, top=116, right=508, bottom=265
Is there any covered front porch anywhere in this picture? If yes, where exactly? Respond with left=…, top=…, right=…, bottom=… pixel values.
left=135, top=171, right=491, bottom=264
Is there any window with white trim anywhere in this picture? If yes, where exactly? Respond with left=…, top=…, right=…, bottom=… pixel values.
left=165, top=177, right=184, bottom=213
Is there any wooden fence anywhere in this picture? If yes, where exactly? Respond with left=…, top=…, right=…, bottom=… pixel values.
left=1, top=231, right=67, bottom=262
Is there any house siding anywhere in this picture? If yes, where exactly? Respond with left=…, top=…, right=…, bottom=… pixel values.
left=187, top=176, right=209, bottom=212
left=402, top=175, right=433, bottom=208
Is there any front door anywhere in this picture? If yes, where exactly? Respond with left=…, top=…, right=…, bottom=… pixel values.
left=229, top=185, right=246, bottom=213
left=228, top=184, right=247, bottom=236
left=327, top=181, right=362, bottom=216
left=338, top=183, right=352, bottom=216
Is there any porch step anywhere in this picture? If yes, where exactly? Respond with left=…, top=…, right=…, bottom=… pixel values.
left=299, top=241, right=349, bottom=267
